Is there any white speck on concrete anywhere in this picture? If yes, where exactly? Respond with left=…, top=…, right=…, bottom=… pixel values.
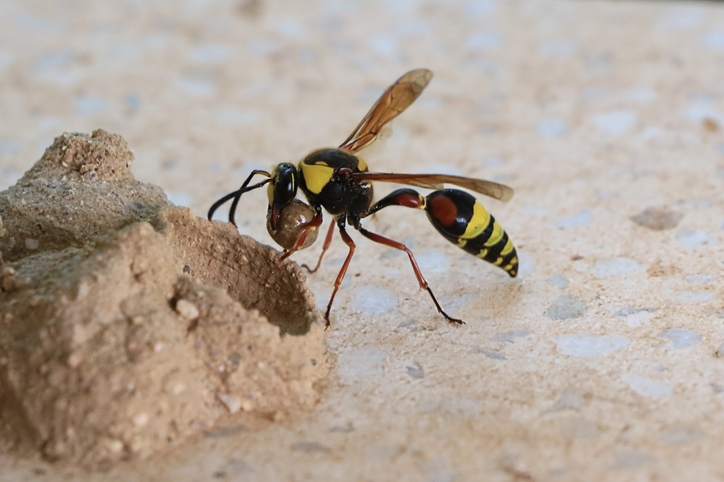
left=491, top=330, right=531, bottom=343
left=553, top=334, right=630, bottom=357
left=614, top=307, right=656, bottom=317
left=660, top=425, right=703, bottom=444
left=657, top=8, right=702, bottom=29
left=338, top=345, right=386, bottom=378
left=349, top=285, right=398, bottom=315
left=166, top=191, right=193, bottom=207
left=466, top=32, right=503, bottom=51
left=676, top=229, right=718, bottom=250
left=517, top=251, right=536, bottom=278
left=370, top=35, right=398, bottom=58
left=406, top=363, right=424, bottom=379
left=74, top=95, right=108, bottom=116
left=550, top=389, right=584, bottom=411
left=538, top=40, right=577, bottom=57
left=592, top=111, right=638, bottom=135
left=614, top=450, right=655, bottom=468
left=473, top=348, right=506, bottom=360
left=593, top=257, right=644, bottom=278
left=681, top=103, right=724, bottom=124
left=173, top=75, right=217, bottom=96
left=190, top=43, right=232, bottom=63
left=625, top=88, right=657, bottom=103
left=537, top=118, right=569, bottom=138
left=545, top=295, right=587, bottom=320
left=701, top=30, right=724, bottom=49
left=482, top=156, right=503, bottom=167
left=661, top=328, right=701, bottom=349
left=416, top=249, right=449, bottom=273
left=466, top=0, right=496, bottom=16
left=685, top=274, right=716, bottom=285
left=215, top=108, right=261, bottom=125
left=561, top=417, right=599, bottom=439
left=627, top=312, right=653, bottom=327
left=438, top=293, right=477, bottom=314
left=554, top=210, right=592, bottom=228
left=520, top=205, right=549, bottom=217
left=677, top=290, right=715, bottom=303
left=547, top=275, right=568, bottom=289
left=274, top=19, right=306, bottom=38
left=621, top=374, right=672, bottom=399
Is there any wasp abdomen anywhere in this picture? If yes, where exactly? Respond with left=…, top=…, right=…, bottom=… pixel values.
left=425, top=189, right=518, bottom=277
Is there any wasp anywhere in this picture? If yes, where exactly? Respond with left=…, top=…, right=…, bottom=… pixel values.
left=208, top=69, right=518, bottom=327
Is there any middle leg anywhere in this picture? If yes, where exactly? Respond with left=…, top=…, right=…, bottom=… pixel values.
left=357, top=226, right=464, bottom=325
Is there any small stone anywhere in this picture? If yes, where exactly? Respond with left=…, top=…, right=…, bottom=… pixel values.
left=132, top=413, right=148, bottom=427
left=67, top=352, right=82, bottom=368
left=544, top=295, right=588, bottom=320
left=217, top=393, right=242, bottom=414
left=660, top=328, right=701, bottom=349
left=593, top=257, right=644, bottom=278
left=175, top=299, right=199, bottom=320
left=631, top=207, right=683, bottom=231
left=547, top=274, right=568, bottom=289
left=25, top=238, right=39, bottom=250
left=406, top=363, right=424, bottom=379
left=105, top=439, right=124, bottom=453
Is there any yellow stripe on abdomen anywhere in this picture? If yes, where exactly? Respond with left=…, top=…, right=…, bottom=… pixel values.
left=483, top=220, right=504, bottom=247
left=461, top=201, right=491, bottom=239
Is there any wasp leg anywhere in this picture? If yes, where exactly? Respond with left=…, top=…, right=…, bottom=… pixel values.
left=301, top=220, right=336, bottom=274
left=321, top=219, right=356, bottom=328
left=278, top=212, right=324, bottom=263
left=357, top=227, right=464, bottom=325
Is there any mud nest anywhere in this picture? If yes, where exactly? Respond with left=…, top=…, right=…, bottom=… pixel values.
left=0, top=130, right=328, bottom=467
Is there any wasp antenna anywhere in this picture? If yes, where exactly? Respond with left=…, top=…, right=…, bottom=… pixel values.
left=207, top=170, right=272, bottom=223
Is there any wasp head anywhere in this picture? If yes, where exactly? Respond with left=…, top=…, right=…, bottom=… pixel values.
left=267, top=163, right=299, bottom=231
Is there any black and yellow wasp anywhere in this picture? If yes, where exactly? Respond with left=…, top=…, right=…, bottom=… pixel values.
left=208, top=69, right=518, bottom=327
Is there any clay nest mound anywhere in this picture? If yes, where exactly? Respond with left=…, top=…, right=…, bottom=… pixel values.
left=0, top=130, right=328, bottom=468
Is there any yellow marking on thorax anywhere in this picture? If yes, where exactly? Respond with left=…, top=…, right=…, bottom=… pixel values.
left=483, top=220, right=504, bottom=247
left=461, top=201, right=491, bottom=240
left=300, top=161, right=334, bottom=195
left=357, top=156, right=368, bottom=172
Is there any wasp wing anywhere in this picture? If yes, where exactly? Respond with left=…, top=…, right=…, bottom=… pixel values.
left=339, top=69, right=433, bottom=153
left=350, top=172, right=515, bottom=202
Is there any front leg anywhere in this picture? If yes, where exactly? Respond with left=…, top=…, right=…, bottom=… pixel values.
left=278, top=211, right=323, bottom=262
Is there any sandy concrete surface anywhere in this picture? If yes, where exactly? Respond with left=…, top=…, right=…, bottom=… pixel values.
left=2, top=0, right=724, bottom=480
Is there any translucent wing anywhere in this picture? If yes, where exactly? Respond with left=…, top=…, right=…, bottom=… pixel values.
left=350, top=172, right=515, bottom=202
left=339, top=69, right=433, bottom=153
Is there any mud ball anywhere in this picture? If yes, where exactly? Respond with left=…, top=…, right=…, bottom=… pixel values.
left=266, top=200, right=319, bottom=251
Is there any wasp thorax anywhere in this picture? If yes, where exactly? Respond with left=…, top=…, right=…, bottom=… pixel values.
left=266, top=200, right=318, bottom=251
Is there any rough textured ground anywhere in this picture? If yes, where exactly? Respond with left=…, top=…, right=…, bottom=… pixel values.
left=2, top=0, right=724, bottom=480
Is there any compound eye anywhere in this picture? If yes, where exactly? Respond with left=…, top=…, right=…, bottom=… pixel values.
left=268, top=164, right=298, bottom=230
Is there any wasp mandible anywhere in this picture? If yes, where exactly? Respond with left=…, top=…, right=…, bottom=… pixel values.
left=208, top=69, right=518, bottom=327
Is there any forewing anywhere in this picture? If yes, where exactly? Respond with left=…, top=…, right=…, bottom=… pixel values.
left=351, top=172, right=515, bottom=202
left=339, top=69, right=433, bottom=153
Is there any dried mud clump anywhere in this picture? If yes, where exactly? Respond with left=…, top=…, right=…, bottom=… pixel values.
left=0, top=130, right=328, bottom=468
